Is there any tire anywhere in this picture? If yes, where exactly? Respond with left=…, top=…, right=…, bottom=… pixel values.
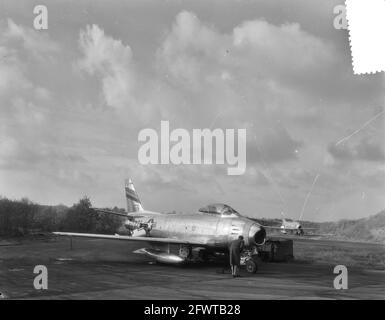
left=245, top=259, right=257, bottom=273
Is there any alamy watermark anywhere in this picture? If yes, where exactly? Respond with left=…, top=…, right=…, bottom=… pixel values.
left=333, top=4, right=348, bottom=30
left=333, top=265, right=348, bottom=290
left=33, top=5, right=48, bottom=30
left=138, top=121, right=247, bottom=175
left=33, top=265, right=48, bottom=290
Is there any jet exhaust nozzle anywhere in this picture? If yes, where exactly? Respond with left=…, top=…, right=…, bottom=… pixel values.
left=249, top=224, right=266, bottom=246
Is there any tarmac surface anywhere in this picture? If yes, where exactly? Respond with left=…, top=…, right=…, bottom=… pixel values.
left=1, top=237, right=384, bottom=299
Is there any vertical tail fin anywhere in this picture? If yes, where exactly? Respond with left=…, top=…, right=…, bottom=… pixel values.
left=125, top=179, right=144, bottom=212
left=281, top=211, right=286, bottom=223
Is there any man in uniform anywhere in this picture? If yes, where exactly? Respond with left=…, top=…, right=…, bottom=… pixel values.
left=229, top=235, right=244, bottom=277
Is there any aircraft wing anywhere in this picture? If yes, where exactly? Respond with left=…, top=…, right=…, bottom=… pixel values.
left=53, top=232, right=207, bottom=246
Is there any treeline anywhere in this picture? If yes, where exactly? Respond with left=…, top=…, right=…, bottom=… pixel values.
left=0, top=196, right=123, bottom=237
left=318, top=210, right=385, bottom=243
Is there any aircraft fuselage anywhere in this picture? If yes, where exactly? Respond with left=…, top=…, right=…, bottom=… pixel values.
left=124, top=212, right=266, bottom=251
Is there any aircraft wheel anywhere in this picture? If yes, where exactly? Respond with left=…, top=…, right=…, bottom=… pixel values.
left=245, top=259, right=257, bottom=273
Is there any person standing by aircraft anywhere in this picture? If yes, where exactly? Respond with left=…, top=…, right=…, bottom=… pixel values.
left=229, top=235, right=244, bottom=277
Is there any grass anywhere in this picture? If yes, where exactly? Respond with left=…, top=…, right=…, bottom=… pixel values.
left=294, top=240, right=385, bottom=270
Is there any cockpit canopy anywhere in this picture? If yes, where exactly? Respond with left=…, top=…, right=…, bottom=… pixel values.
left=198, top=203, right=241, bottom=217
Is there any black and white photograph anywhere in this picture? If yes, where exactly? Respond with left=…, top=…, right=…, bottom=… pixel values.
left=0, top=0, right=384, bottom=304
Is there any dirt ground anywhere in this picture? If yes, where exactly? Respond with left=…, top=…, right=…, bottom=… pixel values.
left=0, top=236, right=384, bottom=299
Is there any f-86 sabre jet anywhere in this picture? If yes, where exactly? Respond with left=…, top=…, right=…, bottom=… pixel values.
left=54, top=179, right=266, bottom=267
left=263, top=212, right=317, bottom=236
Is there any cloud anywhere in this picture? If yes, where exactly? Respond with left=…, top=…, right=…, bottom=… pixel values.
left=247, top=127, right=303, bottom=163
left=0, top=136, right=18, bottom=161
left=157, top=11, right=227, bottom=88
left=0, top=135, right=87, bottom=171
left=157, top=11, right=336, bottom=95
left=0, top=21, right=56, bottom=159
left=328, top=138, right=385, bottom=163
left=0, top=20, right=66, bottom=188
left=232, top=20, right=334, bottom=80
left=3, top=19, right=59, bottom=60
left=78, top=24, right=136, bottom=111
left=0, top=46, right=31, bottom=96
left=154, top=10, right=347, bottom=135
left=0, top=19, right=56, bottom=98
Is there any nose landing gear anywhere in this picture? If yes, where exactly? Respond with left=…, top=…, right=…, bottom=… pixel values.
left=241, top=249, right=259, bottom=273
left=245, top=258, right=258, bottom=273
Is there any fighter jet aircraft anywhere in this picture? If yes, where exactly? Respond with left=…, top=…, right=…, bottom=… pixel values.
left=54, top=179, right=266, bottom=267
left=263, top=212, right=316, bottom=236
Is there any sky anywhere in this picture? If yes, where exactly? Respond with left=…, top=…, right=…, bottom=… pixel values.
left=0, top=0, right=384, bottom=221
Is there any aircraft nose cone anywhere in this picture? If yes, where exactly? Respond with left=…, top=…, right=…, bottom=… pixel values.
left=249, top=224, right=266, bottom=246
